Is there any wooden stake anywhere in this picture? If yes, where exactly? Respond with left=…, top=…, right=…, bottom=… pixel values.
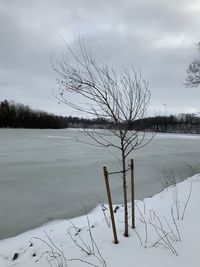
left=131, top=159, right=135, bottom=229
left=103, top=166, right=119, bottom=244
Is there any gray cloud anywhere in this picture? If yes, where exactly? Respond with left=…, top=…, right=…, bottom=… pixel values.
left=0, top=0, right=200, bottom=116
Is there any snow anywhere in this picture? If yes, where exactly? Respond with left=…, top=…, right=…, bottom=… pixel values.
left=0, top=174, right=200, bottom=267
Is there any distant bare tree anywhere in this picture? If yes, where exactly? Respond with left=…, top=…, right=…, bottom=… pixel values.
left=53, top=40, right=153, bottom=237
left=186, top=42, right=200, bottom=88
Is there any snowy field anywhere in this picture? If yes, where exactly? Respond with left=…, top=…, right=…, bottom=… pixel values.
left=1, top=129, right=200, bottom=239
left=0, top=174, right=199, bottom=267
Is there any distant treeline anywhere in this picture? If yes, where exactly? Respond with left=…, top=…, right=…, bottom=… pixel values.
left=1, top=100, right=200, bottom=133
left=65, top=114, right=200, bottom=134
left=0, top=100, right=68, bottom=129
left=133, top=114, right=200, bottom=134
left=0, top=100, right=108, bottom=129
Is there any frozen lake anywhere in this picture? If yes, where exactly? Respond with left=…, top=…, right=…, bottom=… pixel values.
left=1, top=128, right=200, bottom=239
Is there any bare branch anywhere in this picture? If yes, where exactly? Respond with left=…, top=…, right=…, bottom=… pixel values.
left=186, top=42, right=200, bottom=88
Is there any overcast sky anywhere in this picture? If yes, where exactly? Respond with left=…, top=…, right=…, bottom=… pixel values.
left=0, top=0, right=200, bottom=117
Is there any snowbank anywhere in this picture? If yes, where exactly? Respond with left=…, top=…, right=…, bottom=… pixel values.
left=0, top=174, right=200, bottom=267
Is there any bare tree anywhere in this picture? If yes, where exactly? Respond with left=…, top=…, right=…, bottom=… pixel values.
left=186, top=42, right=200, bottom=88
left=53, top=40, right=153, bottom=237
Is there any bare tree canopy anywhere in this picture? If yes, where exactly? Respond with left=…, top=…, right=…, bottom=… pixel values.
left=186, top=42, right=200, bottom=88
left=53, top=40, right=153, bottom=237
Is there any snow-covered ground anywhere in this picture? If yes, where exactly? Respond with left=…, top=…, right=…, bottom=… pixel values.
left=0, top=174, right=200, bottom=267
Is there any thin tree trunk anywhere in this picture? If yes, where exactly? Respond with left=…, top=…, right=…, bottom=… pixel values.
left=131, top=159, right=135, bottom=229
left=122, top=150, right=129, bottom=237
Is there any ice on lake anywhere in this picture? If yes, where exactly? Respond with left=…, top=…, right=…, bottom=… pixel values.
left=0, top=128, right=200, bottom=239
